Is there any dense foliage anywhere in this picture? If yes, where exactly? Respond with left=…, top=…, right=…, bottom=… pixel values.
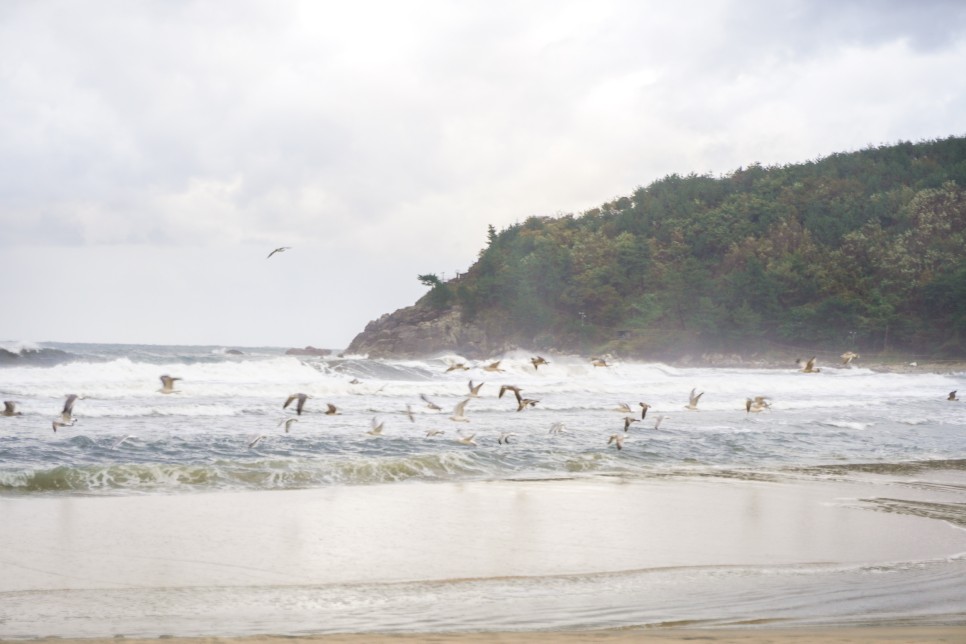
left=427, top=136, right=966, bottom=357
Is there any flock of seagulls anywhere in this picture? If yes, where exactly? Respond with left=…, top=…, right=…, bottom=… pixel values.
left=1, top=355, right=960, bottom=453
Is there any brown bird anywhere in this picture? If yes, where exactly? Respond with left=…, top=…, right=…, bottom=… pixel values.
left=52, top=419, right=75, bottom=433
left=531, top=356, right=549, bottom=370
left=482, top=361, right=504, bottom=373
left=420, top=393, right=443, bottom=411
left=325, top=403, right=340, bottom=415
left=2, top=401, right=22, bottom=417
left=841, top=351, right=859, bottom=365
left=639, top=402, right=651, bottom=419
left=499, top=384, right=523, bottom=404
left=949, top=390, right=960, bottom=401
left=591, top=357, right=609, bottom=367
left=445, top=362, right=470, bottom=373
left=607, top=433, right=624, bottom=450
left=623, top=416, right=639, bottom=432
left=517, top=398, right=539, bottom=412
left=798, top=357, right=821, bottom=373
left=283, top=393, right=310, bottom=415
left=159, top=375, right=182, bottom=394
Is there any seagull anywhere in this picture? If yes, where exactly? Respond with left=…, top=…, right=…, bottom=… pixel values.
left=111, top=435, right=136, bottom=450
left=267, top=246, right=291, bottom=259
left=517, top=397, right=539, bottom=412
left=591, top=357, right=609, bottom=367
left=607, top=433, right=624, bottom=450
left=2, top=401, right=22, bottom=417
left=841, top=351, right=860, bottom=365
left=445, top=362, right=470, bottom=372
left=404, top=404, right=415, bottom=422
left=283, top=393, right=310, bottom=415
left=277, top=417, right=299, bottom=433
left=549, top=422, right=568, bottom=435
left=367, top=417, right=385, bottom=436
left=498, top=431, right=516, bottom=445
left=798, top=357, right=821, bottom=373
left=61, top=394, right=80, bottom=423
left=247, top=434, right=267, bottom=448
left=613, top=403, right=632, bottom=413
left=456, top=430, right=477, bottom=446
left=653, top=415, right=666, bottom=430
left=425, top=429, right=445, bottom=437
left=745, top=398, right=765, bottom=413
left=531, top=356, right=549, bottom=370
left=950, top=391, right=960, bottom=401
left=450, top=398, right=471, bottom=422
left=467, top=380, right=484, bottom=397
left=159, top=375, right=182, bottom=394
left=482, top=361, right=504, bottom=372
left=325, top=403, right=341, bottom=415
left=685, top=388, right=703, bottom=410
left=52, top=419, right=75, bottom=433
left=639, top=402, right=651, bottom=419
left=499, top=384, right=522, bottom=403
left=420, top=393, right=443, bottom=411
left=623, top=416, right=639, bottom=432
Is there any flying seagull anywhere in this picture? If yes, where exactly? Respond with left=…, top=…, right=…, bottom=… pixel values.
left=798, top=357, right=821, bottom=373
left=639, top=402, right=651, bottom=419
left=950, top=390, right=960, bottom=401
left=267, top=247, right=291, bottom=259
left=61, top=394, right=80, bottom=423
left=623, top=416, right=639, bottom=432
left=425, top=429, right=445, bottom=437
left=159, top=375, right=182, bottom=394
left=613, top=403, right=632, bottom=413
left=549, top=422, right=568, bottom=435
left=247, top=434, right=267, bottom=448
left=283, top=393, right=310, bottom=415
left=325, top=403, right=341, bottom=415
left=420, top=393, right=443, bottom=411
left=367, top=417, right=385, bottom=436
left=2, top=401, right=22, bottom=417
left=52, top=419, right=75, bottom=433
left=112, top=435, right=136, bottom=450
left=841, top=351, right=860, bottom=365
left=591, top=357, right=609, bottom=367
left=456, top=430, right=477, bottom=446
left=607, top=433, right=625, bottom=450
left=685, top=388, right=703, bottom=410
left=467, top=380, right=484, bottom=397
left=483, top=361, right=504, bottom=372
left=450, top=398, right=471, bottom=422
left=531, top=356, right=549, bottom=370
left=498, top=432, right=516, bottom=445
left=278, top=417, right=299, bottom=433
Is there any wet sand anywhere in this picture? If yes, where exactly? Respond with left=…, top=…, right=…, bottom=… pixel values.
left=2, top=477, right=965, bottom=639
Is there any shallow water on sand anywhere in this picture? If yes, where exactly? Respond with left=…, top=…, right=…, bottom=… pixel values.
left=1, top=343, right=965, bottom=637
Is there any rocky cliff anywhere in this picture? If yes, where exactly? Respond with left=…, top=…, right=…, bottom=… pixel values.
left=346, top=304, right=500, bottom=358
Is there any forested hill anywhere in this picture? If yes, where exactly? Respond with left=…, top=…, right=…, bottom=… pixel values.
left=348, top=136, right=966, bottom=359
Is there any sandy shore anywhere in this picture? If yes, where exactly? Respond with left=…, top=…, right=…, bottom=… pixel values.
left=2, top=477, right=965, bottom=639
left=10, top=627, right=966, bottom=643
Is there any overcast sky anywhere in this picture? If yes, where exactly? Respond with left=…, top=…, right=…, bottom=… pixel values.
left=2, top=0, right=966, bottom=349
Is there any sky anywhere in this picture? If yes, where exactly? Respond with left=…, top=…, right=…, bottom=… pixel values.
left=2, top=0, right=966, bottom=349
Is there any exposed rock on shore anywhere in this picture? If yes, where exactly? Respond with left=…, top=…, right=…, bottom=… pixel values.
left=346, top=304, right=497, bottom=358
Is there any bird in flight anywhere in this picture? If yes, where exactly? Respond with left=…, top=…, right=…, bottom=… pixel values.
left=284, top=393, right=310, bottom=415
left=685, top=388, right=703, bottom=410
left=2, top=401, right=22, bottom=417
left=159, top=375, right=182, bottom=394
left=267, top=247, right=291, bottom=259
left=531, top=356, right=549, bottom=370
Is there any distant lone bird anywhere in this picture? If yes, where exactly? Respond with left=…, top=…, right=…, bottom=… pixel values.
left=467, top=380, right=484, bottom=397
left=623, top=416, right=639, bottom=432
left=531, top=356, right=549, bottom=370
left=685, top=388, right=703, bottom=410
left=2, top=401, right=22, bottom=417
left=267, top=246, right=291, bottom=259
left=278, top=417, right=299, bottom=433
left=61, top=394, right=80, bottom=423
left=607, top=433, right=624, bottom=450
left=420, top=393, right=443, bottom=411
left=483, top=361, right=504, bottom=373
left=159, top=375, right=182, bottom=394
left=841, top=351, right=860, bottom=366
left=283, top=393, right=310, bottom=415
left=639, top=402, right=651, bottom=419
left=950, top=390, right=960, bottom=401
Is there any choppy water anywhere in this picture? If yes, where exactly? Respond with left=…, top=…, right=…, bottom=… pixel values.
left=1, top=341, right=965, bottom=638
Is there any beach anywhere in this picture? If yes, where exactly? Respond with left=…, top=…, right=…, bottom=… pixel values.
left=2, top=476, right=966, bottom=640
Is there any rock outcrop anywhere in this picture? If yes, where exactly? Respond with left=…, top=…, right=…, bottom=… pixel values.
left=346, top=304, right=497, bottom=358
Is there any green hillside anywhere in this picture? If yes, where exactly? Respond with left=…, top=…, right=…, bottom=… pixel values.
left=418, top=136, right=966, bottom=358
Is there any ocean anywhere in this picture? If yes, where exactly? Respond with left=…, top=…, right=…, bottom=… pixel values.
left=1, top=341, right=965, bottom=638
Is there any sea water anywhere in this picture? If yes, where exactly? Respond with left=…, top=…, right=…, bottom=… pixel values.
left=0, top=342, right=964, bottom=637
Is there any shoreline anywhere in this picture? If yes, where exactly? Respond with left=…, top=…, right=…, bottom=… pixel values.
left=9, top=625, right=966, bottom=643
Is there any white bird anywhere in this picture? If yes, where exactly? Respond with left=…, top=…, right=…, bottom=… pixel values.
left=248, top=434, right=267, bottom=448
left=111, top=435, right=136, bottom=450
left=685, top=388, right=703, bottom=410
left=51, top=419, right=75, bottom=433
left=367, top=417, right=385, bottom=436
left=404, top=404, right=415, bottom=422
left=2, top=401, right=22, bottom=417
left=482, top=361, right=504, bottom=372
left=607, top=433, right=624, bottom=450
left=467, top=380, right=484, bottom=397
left=498, top=432, right=516, bottom=445
left=613, top=403, right=632, bottom=413
left=456, top=430, right=477, bottom=446
left=653, top=415, right=666, bottom=430
left=277, top=417, right=299, bottom=433
left=158, top=375, right=181, bottom=394
left=425, top=429, right=445, bottom=437
left=267, top=246, right=291, bottom=259
left=623, top=416, right=639, bottom=432
left=450, top=398, right=471, bottom=422
left=61, top=394, right=80, bottom=423
left=549, top=422, right=568, bottom=435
